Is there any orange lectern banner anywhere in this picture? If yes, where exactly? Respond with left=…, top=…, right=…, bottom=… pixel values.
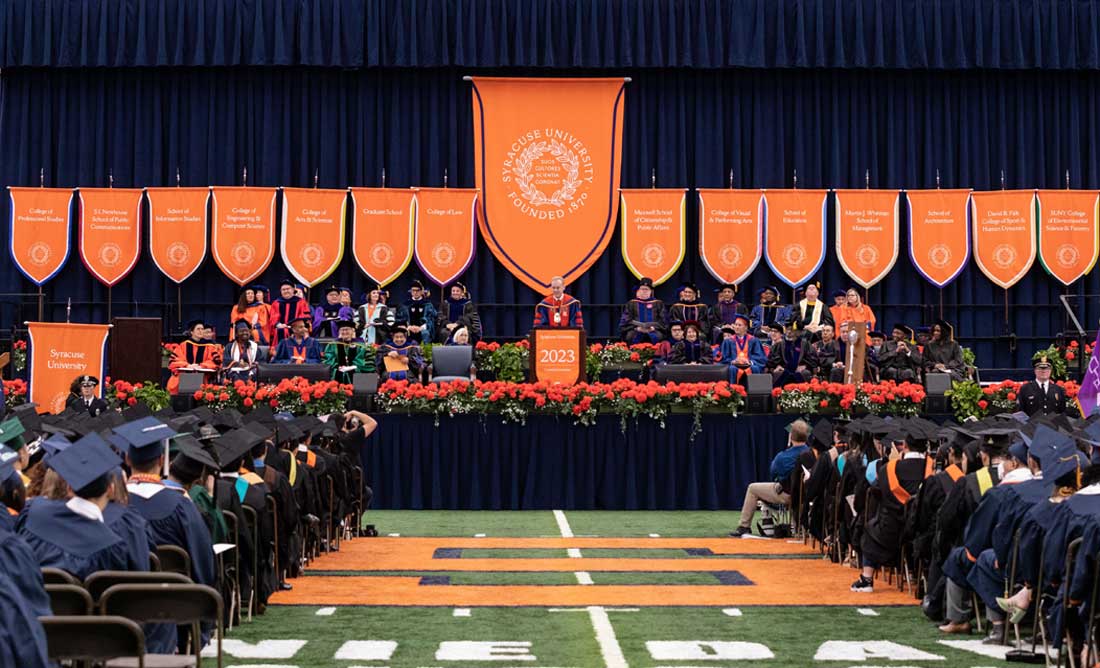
left=210, top=187, right=277, bottom=286
left=1036, top=190, right=1099, bottom=286
left=471, top=77, right=626, bottom=293
left=970, top=190, right=1037, bottom=289
left=27, top=322, right=110, bottom=414
left=414, top=188, right=478, bottom=287
left=9, top=187, right=73, bottom=285
left=906, top=189, right=971, bottom=288
left=350, top=188, right=416, bottom=288
left=530, top=327, right=586, bottom=384
left=697, top=189, right=764, bottom=287
left=146, top=187, right=209, bottom=284
left=763, top=190, right=828, bottom=288
left=78, top=188, right=143, bottom=287
left=280, top=187, right=347, bottom=288
left=619, top=189, right=686, bottom=286
left=833, top=190, right=900, bottom=289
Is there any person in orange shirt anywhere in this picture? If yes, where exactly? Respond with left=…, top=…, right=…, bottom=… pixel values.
left=167, top=320, right=222, bottom=394
left=229, top=286, right=270, bottom=345
left=831, top=288, right=876, bottom=342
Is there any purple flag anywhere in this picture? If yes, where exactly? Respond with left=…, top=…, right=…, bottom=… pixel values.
left=1078, top=330, right=1100, bottom=417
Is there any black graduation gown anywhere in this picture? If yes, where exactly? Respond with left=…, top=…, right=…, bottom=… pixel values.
left=910, top=466, right=963, bottom=566
left=1017, top=380, right=1068, bottom=416
left=666, top=301, right=711, bottom=333
left=861, top=456, right=927, bottom=568
left=934, top=467, right=1001, bottom=561
left=222, top=474, right=276, bottom=605
left=17, top=499, right=130, bottom=579
left=214, top=478, right=256, bottom=607
left=436, top=299, right=482, bottom=343
left=619, top=299, right=667, bottom=343
left=255, top=464, right=299, bottom=581
left=923, top=340, right=966, bottom=380
left=877, top=340, right=924, bottom=379
left=765, top=339, right=804, bottom=386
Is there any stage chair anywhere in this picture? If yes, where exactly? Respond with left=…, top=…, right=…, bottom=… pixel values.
left=429, top=345, right=476, bottom=383
left=745, top=374, right=773, bottom=413
left=924, top=373, right=953, bottom=414
left=45, top=584, right=94, bottom=616
left=156, top=544, right=192, bottom=577
left=41, top=616, right=146, bottom=668
left=99, top=583, right=224, bottom=668
left=85, top=571, right=192, bottom=607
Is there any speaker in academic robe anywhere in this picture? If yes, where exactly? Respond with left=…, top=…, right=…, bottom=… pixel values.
left=924, top=372, right=953, bottom=414
left=109, top=318, right=162, bottom=384
left=745, top=374, right=774, bottom=414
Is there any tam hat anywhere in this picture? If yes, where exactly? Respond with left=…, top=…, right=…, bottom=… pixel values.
left=234, top=319, right=251, bottom=332
left=339, top=286, right=352, bottom=294
left=279, top=279, right=295, bottom=288
left=934, top=319, right=955, bottom=341
left=409, top=280, right=425, bottom=291
left=250, top=284, right=269, bottom=295
left=635, top=277, right=655, bottom=290
left=829, top=289, right=846, bottom=300
left=868, top=331, right=886, bottom=340
left=287, top=315, right=311, bottom=327
left=324, top=285, right=341, bottom=296
left=797, top=281, right=822, bottom=297
left=720, top=324, right=737, bottom=335
left=892, top=324, right=914, bottom=340
left=756, top=285, right=781, bottom=298
left=185, top=319, right=207, bottom=332
left=336, top=320, right=357, bottom=332
left=733, top=314, right=750, bottom=326
left=677, top=282, right=699, bottom=296
left=716, top=283, right=738, bottom=294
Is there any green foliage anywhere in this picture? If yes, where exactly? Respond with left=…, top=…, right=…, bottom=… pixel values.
left=946, top=379, right=984, bottom=421
left=1033, top=344, right=1068, bottom=380
left=486, top=343, right=529, bottom=382
left=961, top=347, right=975, bottom=368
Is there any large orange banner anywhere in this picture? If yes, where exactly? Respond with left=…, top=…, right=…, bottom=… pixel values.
left=471, top=77, right=626, bottom=293
left=280, top=188, right=347, bottom=287
left=146, top=187, right=209, bottom=284
left=78, top=188, right=143, bottom=287
left=414, top=188, right=478, bottom=287
left=834, top=190, right=900, bottom=289
left=1036, top=190, right=1099, bottom=286
left=763, top=190, right=828, bottom=288
left=698, top=189, right=764, bottom=286
left=9, top=187, right=72, bottom=285
left=619, top=189, right=685, bottom=286
left=970, top=190, right=1037, bottom=289
left=210, top=187, right=277, bottom=286
left=350, top=188, right=415, bottom=287
left=27, top=322, right=110, bottom=414
left=906, top=189, right=971, bottom=288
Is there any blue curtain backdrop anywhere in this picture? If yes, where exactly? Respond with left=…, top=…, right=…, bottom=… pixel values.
left=3, top=1, right=1100, bottom=371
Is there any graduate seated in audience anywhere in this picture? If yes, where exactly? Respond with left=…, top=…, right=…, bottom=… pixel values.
left=749, top=285, right=792, bottom=338
left=270, top=279, right=312, bottom=345
left=801, top=323, right=845, bottom=382
left=533, top=276, right=584, bottom=329
left=324, top=320, right=375, bottom=384
left=399, top=280, right=437, bottom=344
left=167, top=320, right=222, bottom=393
left=243, top=419, right=299, bottom=588
left=619, top=277, right=666, bottom=344
left=436, top=282, right=482, bottom=343
left=730, top=419, right=815, bottom=537
left=923, top=319, right=966, bottom=381
left=669, top=322, right=713, bottom=364
left=708, top=283, right=748, bottom=343
left=272, top=316, right=322, bottom=364
left=666, top=283, right=710, bottom=336
left=654, top=321, right=684, bottom=363
left=356, top=287, right=398, bottom=345
left=877, top=324, right=923, bottom=383
left=17, top=433, right=132, bottom=579
left=789, top=282, right=833, bottom=341
left=720, top=314, right=766, bottom=385
left=223, top=319, right=264, bottom=382
left=230, top=285, right=270, bottom=344
left=765, top=323, right=805, bottom=387
left=832, top=288, right=877, bottom=342
left=378, top=325, right=424, bottom=381
left=313, top=285, right=356, bottom=339
left=65, top=374, right=109, bottom=416
left=0, top=448, right=49, bottom=668
left=100, top=467, right=156, bottom=575
left=802, top=418, right=853, bottom=546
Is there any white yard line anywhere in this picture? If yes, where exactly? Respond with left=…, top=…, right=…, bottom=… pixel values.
left=553, top=509, right=575, bottom=538
left=452, top=608, right=471, bottom=617
left=587, top=606, right=629, bottom=668
left=857, top=608, right=879, bottom=616
left=315, top=607, right=336, bottom=616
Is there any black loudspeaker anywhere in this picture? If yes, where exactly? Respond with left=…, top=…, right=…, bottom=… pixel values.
left=652, top=364, right=729, bottom=383
left=924, top=373, right=952, bottom=414
left=176, top=372, right=207, bottom=396
left=350, top=372, right=380, bottom=411
left=745, top=374, right=774, bottom=414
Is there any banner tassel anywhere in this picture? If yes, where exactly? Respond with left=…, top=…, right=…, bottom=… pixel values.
left=651, top=169, right=656, bottom=189
left=792, top=169, right=798, bottom=190
left=728, top=169, right=734, bottom=189
left=39, top=167, right=44, bottom=188
left=242, top=166, right=248, bottom=187
left=176, top=167, right=181, bottom=187
left=381, top=168, right=387, bottom=188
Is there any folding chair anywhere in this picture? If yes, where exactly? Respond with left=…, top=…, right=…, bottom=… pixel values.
left=85, top=571, right=192, bottom=607
left=240, top=504, right=260, bottom=620
left=1059, top=537, right=1084, bottom=668
left=100, top=583, right=224, bottom=668
left=45, top=584, right=94, bottom=615
left=41, top=615, right=146, bottom=667
left=266, top=494, right=280, bottom=585
left=41, top=567, right=81, bottom=586
left=150, top=552, right=162, bottom=571
left=157, top=544, right=193, bottom=577
left=221, top=510, right=242, bottom=628
left=352, top=465, right=365, bottom=537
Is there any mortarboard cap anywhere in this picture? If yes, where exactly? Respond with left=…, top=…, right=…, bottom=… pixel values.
left=0, top=417, right=26, bottom=449
left=1008, top=440, right=1029, bottom=465
left=243, top=421, right=275, bottom=442
left=121, top=402, right=153, bottom=422
left=324, top=285, right=341, bottom=296
left=811, top=418, right=834, bottom=451
left=11, top=402, right=42, bottom=435
left=49, top=433, right=121, bottom=494
left=40, top=434, right=72, bottom=460
left=113, top=417, right=178, bottom=465
left=0, top=445, right=19, bottom=482
left=635, top=277, right=655, bottom=290
left=171, top=434, right=219, bottom=471
left=213, top=408, right=244, bottom=430
left=212, top=429, right=264, bottom=469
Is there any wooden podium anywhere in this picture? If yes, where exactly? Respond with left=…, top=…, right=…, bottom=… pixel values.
left=110, top=317, right=163, bottom=383
left=529, top=327, right=587, bottom=384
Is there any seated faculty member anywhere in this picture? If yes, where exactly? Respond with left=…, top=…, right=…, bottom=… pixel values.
left=324, top=320, right=375, bottom=384
left=272, top=316, right=322, bottom=364
left=167, top=320, right=222, bottom=393
left=378, top=325, right=424, bottom=381
left=619, top=277, right=666, bottom=344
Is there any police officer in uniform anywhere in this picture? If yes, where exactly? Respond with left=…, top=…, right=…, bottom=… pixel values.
left=1016, top=354, right=1067, bottom=416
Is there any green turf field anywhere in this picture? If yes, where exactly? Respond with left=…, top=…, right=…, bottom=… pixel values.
left=211, top=510, right=1029, bottom=667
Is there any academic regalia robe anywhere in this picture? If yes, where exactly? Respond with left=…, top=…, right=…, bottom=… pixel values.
left=1036, top=490, right=1100, bottom=649
left=877, top=340, right=924, bottom=382
left=533, top=294, right=583, bottom=329
left=355, top=302, right=395, bottom=345
left=269, top=296, right=311, bottom=345
left=213, top=477, right=257, bottom=607
left=790, top=299, right=833, bottom=335
left=708, top=300, right=748, bottom=341
left=222, top=339, right=263, bottom=382
left=65, top=393, right=109, bottom=417
left=766, top=338, right=804, bottom=387
left=619, top=298, right=667, bottom=344
left=103, top=502, right=157, bottom=572
left=803, top=339, right=845, bottom=382
left=861, top=455, right=929, bottom=569
left=398, top=298, right=438, bottom=343
left=436, top=298, right=482, bottom=343
left=222, top=472, right=276, bottom=606
left=923, top=339, right=966, bottom=381
left=667, top=301, right=710, bottom=333
left=167, top=338, right=222, bottom=394
left=911, top=465, right=964, bottom=575
left=229, top=303, right=271, bottom=344
left=377, top=341, right=424, bottom=381
left=323, top=341, right=374, bottom=384
left=272, top=336, right=322, bottom=365
left=830, top=303, right=877, bottom=341
left=17, top=499, right=130, bottom=579
left=312, top=303, right=356, bottom=339
left=749, top=302, right=792, bottom=336
left=126, top=483, right=216, bottom=586
left=252, top=461, right=299, bottom=582
left=720, top=335, right=766, bottom=384
left=669, top=340, right=713, bottom=364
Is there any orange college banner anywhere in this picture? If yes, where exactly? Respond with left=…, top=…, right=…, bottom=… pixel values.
left=471, top=77, right=626, bottom=293
left=698, top=189, right=764, bottom=286
left=620, top=189, right=686, bottom=285
left=210, top=187, right=277, bottom=286
left=763, top=190, right=828, bottom=288
left=280, top=187, right=347, bottom=287
left=27, top=322, right=110, bottom=414
left=9, top=187, right=73, bottom=285
left=414, top=188, right=478, bottom=287
left=1036, top=190, right=1099, bottom=286
left=146, top=187, right=209, bottom=284
left=834, top=190, right=900, bottom=289
left=906, top=189, right=971, bottom=288
left=350, top=188, right=415, bottom=287
left=78, top=188, right=143, bottom=287
left=970, top=190, right=1037, bottom=289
